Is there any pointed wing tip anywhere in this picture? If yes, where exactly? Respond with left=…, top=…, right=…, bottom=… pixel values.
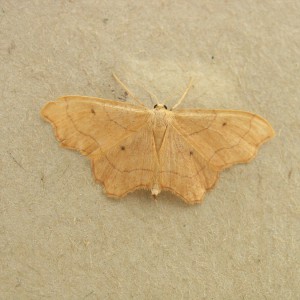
left=269, top=125, right=276, bottom=139
left=40, top=102, right=52, bottom=121
left=255, top=113, right=276, bottom=139
left=261, top=122, right=276, bottom=146
left=40, top=98, right=60, bottom=112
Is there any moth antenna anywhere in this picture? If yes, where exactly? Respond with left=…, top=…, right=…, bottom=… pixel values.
left=112, top=73, right=146, bottom=107
left=136, top=82, right=159, bottom=105
left=172, top=78, right=194, bottom=110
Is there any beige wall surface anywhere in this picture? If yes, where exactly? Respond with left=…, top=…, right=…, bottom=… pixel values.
left=0, top=1, right=299, bottom=299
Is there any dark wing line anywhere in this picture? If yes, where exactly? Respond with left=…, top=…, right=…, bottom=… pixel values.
left=101, top=153, right=154, bottom=174
left=167, top=122, right=213, bottom=166
left=158, top=125, right=218, bottom=191
left=63, top=98, right=153, bottom=157
left=43, top=97, right=152, bottom=158
left=171, top=115, right=255, bottom=169
left=175, top=108, right=275, bottom=137
left=158, top=126, right=207, bottom=179
left=172, top=110, right=274, bottom=169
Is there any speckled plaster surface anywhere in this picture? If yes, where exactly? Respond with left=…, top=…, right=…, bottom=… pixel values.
left=0, top=1, right=299, bottom=299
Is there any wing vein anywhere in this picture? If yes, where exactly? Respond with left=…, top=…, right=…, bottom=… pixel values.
left=65, top=98, right=152, bottom=157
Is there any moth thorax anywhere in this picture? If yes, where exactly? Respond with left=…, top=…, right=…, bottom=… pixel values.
left=154, top=110, right=170, bottom=127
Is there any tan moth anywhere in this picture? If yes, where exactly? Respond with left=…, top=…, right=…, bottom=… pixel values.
left=41, top=75, right=275, bottom=204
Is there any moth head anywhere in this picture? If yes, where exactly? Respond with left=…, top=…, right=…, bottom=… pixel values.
left=154, top=104, right=168, bottom=110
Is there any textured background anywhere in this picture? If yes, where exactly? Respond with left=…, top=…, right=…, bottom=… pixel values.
left=0, top=1, right=299, bottom=299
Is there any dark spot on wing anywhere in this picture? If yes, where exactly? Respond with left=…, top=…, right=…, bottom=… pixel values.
left=189, top=151, right=193, bottom=156
left=91, top=108, right=96, bottom=114
left=222, top=122, right=227, bottom=126
left=120, top=145, right=125, bottom=151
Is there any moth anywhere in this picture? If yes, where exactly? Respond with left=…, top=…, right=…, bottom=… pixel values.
left=41, top=75, right=275, bottom=204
